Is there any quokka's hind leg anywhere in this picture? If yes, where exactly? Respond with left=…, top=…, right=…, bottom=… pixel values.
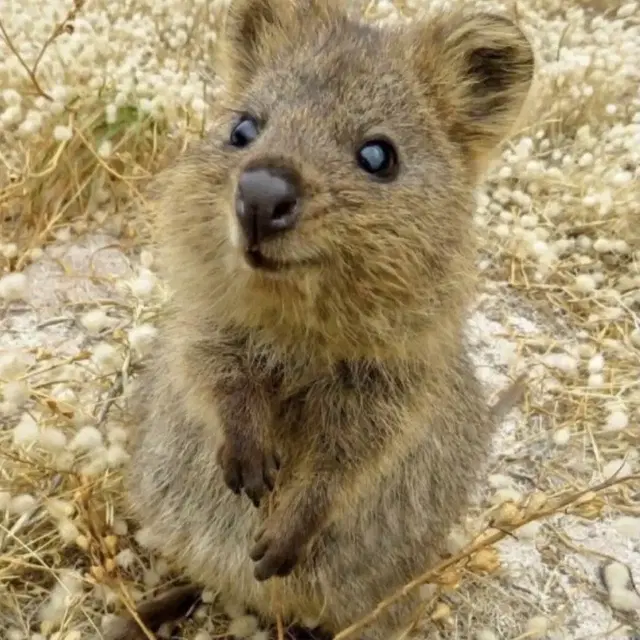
left=102, top=583, right=201, bottom=640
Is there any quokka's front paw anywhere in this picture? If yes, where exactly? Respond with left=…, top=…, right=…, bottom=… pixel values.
left=249, top=498, right=323, bottom=581
left=250, top=516, right=306, bottom=581
left=216, top=435, right=280, bottom=507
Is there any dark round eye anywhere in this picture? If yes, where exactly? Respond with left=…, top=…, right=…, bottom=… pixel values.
left=229, top=116, right=259, bottom=148
left=356, top=139, right=398, bottom=180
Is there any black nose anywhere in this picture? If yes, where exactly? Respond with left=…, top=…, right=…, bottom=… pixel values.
left=235, top=167, right=300, bottom=248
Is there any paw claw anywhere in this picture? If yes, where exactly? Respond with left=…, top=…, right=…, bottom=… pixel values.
left=217, top=439, right=279, bottom=505
left=249, top=538, right=268, bottom=562
left=252, top=546, right=298, bottom=581
left=219, top=451, right=242, bottom=495
left=263, top=455, right=279, bottom=491
left=245, top=487, right=262, bottom=508
left=275, top=555, right=298, bottom=577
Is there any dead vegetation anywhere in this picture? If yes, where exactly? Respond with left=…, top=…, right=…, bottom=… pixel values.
left=1, top=0, right=639, bottom=638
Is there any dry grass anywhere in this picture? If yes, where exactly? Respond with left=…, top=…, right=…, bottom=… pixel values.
left=0, top=0, right=222, bottom=262
left=1, top=0, right=639, bottom=638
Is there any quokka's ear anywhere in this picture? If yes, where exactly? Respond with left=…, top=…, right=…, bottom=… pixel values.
left=412, top=11, right=535, bottom=174
left=219, top=0, right=342, bottom=94
left=218, top=0, right=285, bottom=92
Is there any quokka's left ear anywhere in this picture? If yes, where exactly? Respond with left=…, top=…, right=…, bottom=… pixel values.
left=410, top=10, right=536, bottom=173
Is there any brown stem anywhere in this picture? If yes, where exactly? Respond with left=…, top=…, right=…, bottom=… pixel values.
left=0, top=20, right=53, bottom=101
left=31, top=1, right=86, bottom=79
left=333, top=473, right=640, bottom=640
left=0, top=0, right=86, bottom=104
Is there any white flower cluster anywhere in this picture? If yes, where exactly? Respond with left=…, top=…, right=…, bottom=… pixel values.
left=473, top=2, right=639, bottom=322
left=0, top=0, right=228, bottom=150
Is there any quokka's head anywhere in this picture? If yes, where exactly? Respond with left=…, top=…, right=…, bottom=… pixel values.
left=156, top=0, right=534, bottom=356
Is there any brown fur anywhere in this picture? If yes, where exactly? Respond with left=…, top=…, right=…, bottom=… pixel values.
left=118, top=0, right=534, bottom=638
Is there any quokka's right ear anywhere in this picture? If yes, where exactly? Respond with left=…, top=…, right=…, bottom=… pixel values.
left=219, top=0, right=285, bottom=92
left=219, top=0, right=341, bottom=94
left=410, top=10, right=535, bottom=177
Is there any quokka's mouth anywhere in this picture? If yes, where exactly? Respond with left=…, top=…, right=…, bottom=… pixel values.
left=243, top=248, right=322, bottom=273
